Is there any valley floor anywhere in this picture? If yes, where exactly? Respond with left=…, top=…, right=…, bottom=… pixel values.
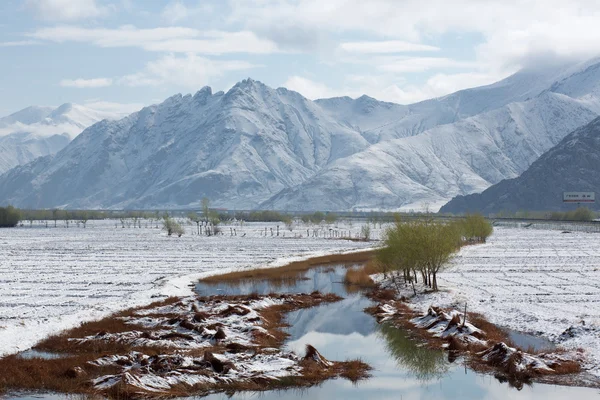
left=0, top=219, right=377, bottom=357
left=410, top=227, right=600, bottom=376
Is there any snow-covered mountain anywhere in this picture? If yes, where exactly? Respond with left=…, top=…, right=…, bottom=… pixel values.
left=0, top=103, right=128, bottom=174
left=262, top=91, right=598, bottom=212
left=314, top=63, right=573, bottom=143
left=261, top=60, right=600, bottom=212
left=2, top=58, right=600, bottom=211
left=0, top=80, right=375, bottom=209
left=0, top=132, right=70, bottom=175
left=440, top=116, right=600, bottom=214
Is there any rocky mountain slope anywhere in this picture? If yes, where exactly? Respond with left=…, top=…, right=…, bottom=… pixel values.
left=440, top=117, right=600, bottom=214
left=261, top=91, right=598, bottom=211
left=261, top=59, right=600, bottom=211
left=2, top=58, right=600, bottom=211
left=0, top=80, right=375, bottom=209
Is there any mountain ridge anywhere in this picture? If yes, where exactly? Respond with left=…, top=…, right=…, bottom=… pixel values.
left=440, top=116, right=600, bottom=214
left=2, top=59, right=600, bottom=210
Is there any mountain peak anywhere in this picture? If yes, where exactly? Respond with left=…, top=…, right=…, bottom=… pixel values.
left=194, top=86, right=213, bottom=97
left=231, top=78, right=269, bottom=91
left=356, top=94, right=376, bottom=102
left=48, top=103, right=74, bottom=117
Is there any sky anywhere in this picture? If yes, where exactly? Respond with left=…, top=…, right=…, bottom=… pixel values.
left=1, top=0, right=600, bottom=117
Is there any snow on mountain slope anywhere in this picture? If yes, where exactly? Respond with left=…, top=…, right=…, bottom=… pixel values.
left=0, top=80, right=372, bottom=209
left=3, top=58, right=600, bottom=211
left=0, top=132, right=70, bottom=175
left=440, top=116, right=600, bottom=214
left=261, top=92, right=599, bottom=212
left=0, top=106, right=55, bottom=126
left=315, top=64, right=571, bottom=144
left=0, top=103, right=129, bottom=174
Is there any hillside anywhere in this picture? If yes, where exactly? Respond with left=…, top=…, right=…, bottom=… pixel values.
left=2, top=59, right=600, bottom=211
left=440, top=117, right=600, bottom=214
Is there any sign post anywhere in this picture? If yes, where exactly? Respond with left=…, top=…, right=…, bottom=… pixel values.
left=563, top=192, right=595, bottom=204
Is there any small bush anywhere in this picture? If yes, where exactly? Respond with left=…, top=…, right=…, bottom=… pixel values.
left=361, top=224, right=371, bottom=240
left=324, top=213, right=338, bottom=224
left=163, top=216, right=184, bottom=237
left=458, top=214, right=493, bottom=243
left=550, top=207, right=594, bottom=221
left=0, top=205, right=21, bottom=227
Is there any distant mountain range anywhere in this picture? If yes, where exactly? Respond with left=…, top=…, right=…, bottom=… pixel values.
left=441, top=116, right=600, bottom=213
left=2, top=58, right=600, bottom=211
left=0, top=103, right=126, bottom=174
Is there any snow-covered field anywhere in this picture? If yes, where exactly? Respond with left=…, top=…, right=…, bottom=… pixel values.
left=423, top=227, right=600, bottom=375
left=0, top=219, right=378, bottom=357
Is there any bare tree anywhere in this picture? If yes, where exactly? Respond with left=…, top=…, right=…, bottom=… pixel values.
left=188, top=212, right=201, bottom=235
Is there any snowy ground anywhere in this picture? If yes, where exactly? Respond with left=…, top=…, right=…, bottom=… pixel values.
left=0, top=219, right=379, bottom=357
left=414, top=227, right=600, bottom=375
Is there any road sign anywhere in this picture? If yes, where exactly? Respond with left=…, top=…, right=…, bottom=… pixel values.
left=563, top=192, right=595, bottom=203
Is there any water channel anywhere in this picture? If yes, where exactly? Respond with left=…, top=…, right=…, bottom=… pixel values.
left=197, top=263, right=599, bottom=400
left=9, top=263, right=600, bottom=399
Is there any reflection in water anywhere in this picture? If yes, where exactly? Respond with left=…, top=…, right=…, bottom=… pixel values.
left=377, top=322, right=449, bottom=382
left=195, top=264, right=359, bottom=297
left=16, top=349, right=67, bottom=360
left=11, top=263, right=600, bottom=400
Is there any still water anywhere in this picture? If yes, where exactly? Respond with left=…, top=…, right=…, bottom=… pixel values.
left=197, top=264, right=600, bottom=400
left=10, top=264, right=600, bottom=399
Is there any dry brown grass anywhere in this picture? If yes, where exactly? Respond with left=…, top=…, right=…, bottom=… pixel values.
left=549, top=360, right=582, bottom=375
left=0, top=353, right=118, bottom=395
left=200, top=250, right=376, bottom=284
left=1, top=291, right=357, bottom=398
left=186, top=355, right=371, bottom=397
left=468, top=312, right=513, bottom=346
left=344, top=268, right=374, bottom=287
left=36, top=297, right=181, bottom=355
left=344, top=259, right=381, bottom=288
left=366, top=300, right=586, bottom=388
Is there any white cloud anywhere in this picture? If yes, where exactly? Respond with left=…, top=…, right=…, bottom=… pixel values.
left=377, top=57, right=477, bottom=73
left=282, top=69, right=511, bottom=105
left=283, top=76, right=346, bottom=99
left=161, top=1, right=214, bottom=24
left=142, top=31, right=277, bottom=54
left=120, top=53, right=260, bottom=88
left=0, top=122, right=82, bottom=137
left=0, top=40, right=41, bottom=47
left=339, top=40, right=439, bottom=54
left=59, top=77, right=113, bottom=88
left=231, top=0, right=600, bottom=69
left=82, top=100, right=145, bottom=115
left=162, top=1, right=189, bottom=24
left=29, top=26, right=279, bottom=55
left=423, top=71, right=510, bottom=97
left=26, top=0, right=108, bottom=21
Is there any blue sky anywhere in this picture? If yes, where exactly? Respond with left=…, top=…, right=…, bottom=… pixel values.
left=1, top=0, right=600, bottom=117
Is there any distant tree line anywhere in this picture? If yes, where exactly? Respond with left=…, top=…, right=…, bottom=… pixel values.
left=233, top=211, right=293, bottom=224
left=300, top=212, right=337, bottom=224
left=0, top=205, right=21, bottom=227
left=494, top=207, right=596, bottom=222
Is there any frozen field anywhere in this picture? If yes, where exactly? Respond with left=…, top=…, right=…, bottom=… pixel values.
left=0, top=219, right=377, bottom=357
left=427, top=227, right=600, bottom=375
